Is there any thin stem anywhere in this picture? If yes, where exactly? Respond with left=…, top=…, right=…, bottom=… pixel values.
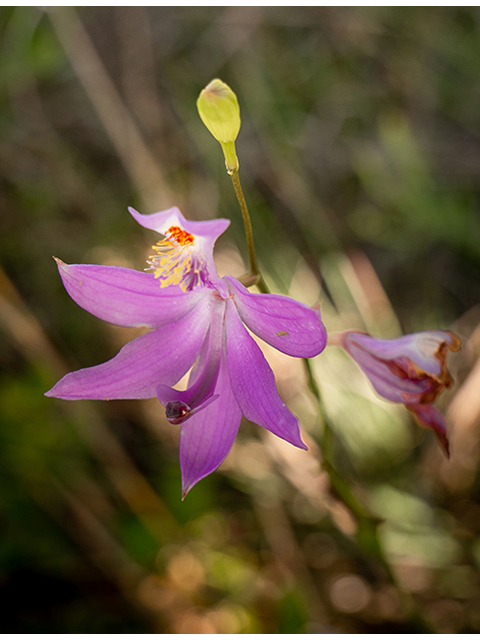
left=229, top=168, right=270, bottom=293
left=230, top=168, right=257, bottom=275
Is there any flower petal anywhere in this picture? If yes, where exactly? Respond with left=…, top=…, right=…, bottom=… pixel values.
left=180, top=353, right=241, bottom=497
left=45, top=295, right=211, bottom=400
left=157, top=297, right=226, bottom=421
left=224, top=298, right=307, bottom=450
left=346, top=340, right=435, bottom=404
left=56, top=261, right=203, bottom=328
left=226, top=276, right=327, bottom=358
left=407, top=404, right=450, bottom=458
left=343, top=331, right=460, bottom=380
left=128, top=206, right=230, bottom=241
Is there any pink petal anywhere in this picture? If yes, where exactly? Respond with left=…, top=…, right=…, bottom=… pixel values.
left=45, top=295, right=211, bottom=400
left=349, top=344, right=435, bottom=403
left=224, top=299, right=307, bottom=450
left=157, top=298, right=226, bottom=421
left=128, top=206, right=230, bottom=241
left=56, top=261, right=203, bottom=328
left=408, top=404, right=450, bottom=458
left=343, top=330, right=460, bottom=379
left=226, top=276, right=327, bottom=358
left=180, top=354, right=241, bottom=497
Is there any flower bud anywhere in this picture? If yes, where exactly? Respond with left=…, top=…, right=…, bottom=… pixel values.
left=197, top=79, right=240, bottom=172
left=197, top=79, right=241, bottom=143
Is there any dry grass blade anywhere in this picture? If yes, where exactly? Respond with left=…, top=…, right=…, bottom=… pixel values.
left=48, top=6, right=172, bottom=211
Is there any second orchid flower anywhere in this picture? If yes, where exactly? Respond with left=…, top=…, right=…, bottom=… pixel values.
left=336, top=329, right=461, bottom=456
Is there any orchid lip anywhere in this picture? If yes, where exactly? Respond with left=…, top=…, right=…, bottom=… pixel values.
left=146, top=225, right=209, bottom=292
left=128, top=206, right=230, bottom=291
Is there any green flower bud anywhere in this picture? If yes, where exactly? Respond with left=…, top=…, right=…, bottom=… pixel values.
left=197, top=79, right=241, bottom=172
left=197, top=79, right=241, bottom=143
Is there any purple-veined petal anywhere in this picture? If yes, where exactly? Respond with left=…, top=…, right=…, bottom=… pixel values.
left=343, top=331, right=460, bottom=379
left=180, top=352, right=241, bottom=498
left=224, top=298, right=307, bottom=450
left=407, top=404, right=450, bottom=458
left=56, top=261, right=203, bottom=329
left=157, top=297, right=226, bottom=422
left=45, top=294, right=211, bottom=400
left=226, top=276, right=327, bottom=358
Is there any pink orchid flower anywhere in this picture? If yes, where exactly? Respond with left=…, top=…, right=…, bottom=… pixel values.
left=46, top=207, right=327, bottom=496
left=339, top=330, right=461, bottom=456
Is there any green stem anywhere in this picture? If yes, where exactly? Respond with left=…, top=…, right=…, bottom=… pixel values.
left=229, top=169, right=269, bottom=293
left=230, top=168, right=257, bottom=275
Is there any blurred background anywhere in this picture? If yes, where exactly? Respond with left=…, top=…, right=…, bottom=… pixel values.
left=1, top=6, right=480, bottom=633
